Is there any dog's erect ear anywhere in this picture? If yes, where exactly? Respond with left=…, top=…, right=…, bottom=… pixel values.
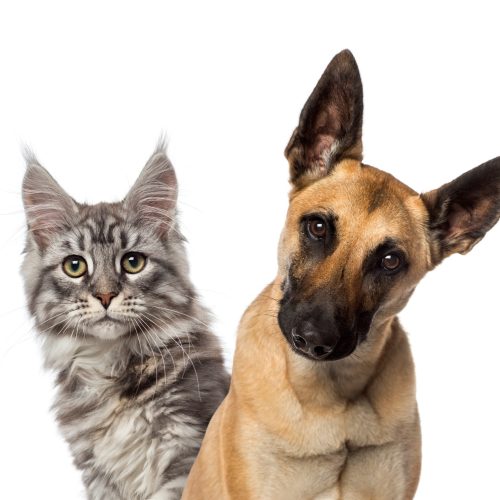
left=285, top=49, right=363, bottom=189
left=421, top=157, right=500, bottom=262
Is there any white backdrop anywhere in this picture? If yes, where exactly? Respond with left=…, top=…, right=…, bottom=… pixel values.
left=0, top=1, right=499, bottom=499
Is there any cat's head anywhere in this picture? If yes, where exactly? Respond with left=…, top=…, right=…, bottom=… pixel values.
left=22, top=144, right=193, bottom=342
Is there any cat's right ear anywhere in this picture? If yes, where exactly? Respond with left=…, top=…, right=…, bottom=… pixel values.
left=124, top=143, right=178, bottom=238
left=22, top=153, right=78, bottom=249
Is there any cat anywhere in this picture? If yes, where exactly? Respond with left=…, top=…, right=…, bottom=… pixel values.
left=21, top=143, right=229, bottom=500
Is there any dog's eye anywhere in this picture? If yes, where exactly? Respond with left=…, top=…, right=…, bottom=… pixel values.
left=307, top=217, right=328, bottom=240
left=381, top=254, right=401, bottom=271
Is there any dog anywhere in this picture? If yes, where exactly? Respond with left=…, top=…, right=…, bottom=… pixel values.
left=182, top=49, right=500, bottom=499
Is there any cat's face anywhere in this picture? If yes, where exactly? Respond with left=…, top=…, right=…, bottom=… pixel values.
left=22, top=146, right=192, bottom=341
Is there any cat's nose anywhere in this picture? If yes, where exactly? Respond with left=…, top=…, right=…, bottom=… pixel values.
left=95, top=292, right=117, bottom=309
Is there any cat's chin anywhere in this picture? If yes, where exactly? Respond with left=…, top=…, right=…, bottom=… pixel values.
left=85, top=319, right=129, bottom=340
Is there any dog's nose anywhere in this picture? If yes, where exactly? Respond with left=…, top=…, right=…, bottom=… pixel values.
left=292, top=332, right=335, bottom=360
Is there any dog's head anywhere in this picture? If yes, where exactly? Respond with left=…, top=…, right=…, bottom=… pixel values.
left=277, top=50, right=500, bottom=362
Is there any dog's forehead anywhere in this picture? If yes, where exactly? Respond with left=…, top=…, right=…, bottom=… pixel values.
left=289, top=160, right=424, bottom=225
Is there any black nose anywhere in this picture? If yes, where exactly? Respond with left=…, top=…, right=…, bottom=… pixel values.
left=292, top=331, right=335, bottom=360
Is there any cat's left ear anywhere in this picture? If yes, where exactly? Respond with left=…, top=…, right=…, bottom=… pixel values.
left=125, top=144, right=178, bottom=238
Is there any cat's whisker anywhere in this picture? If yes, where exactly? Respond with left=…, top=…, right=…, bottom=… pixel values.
left=36, top=312, right=76, bottom=334
left=140, top=311, right=185, bottom=349
left=0, top=322, right=38, bottom=360
left=133, top=318, right=160, bottom=396
left=126, top=317, right=146, bottom=397
left=141, top=311, right=201, bottom=401
left=137, top=313, right=179, bottom=370
left=132, top=318, right=145, bottom=371
left=67, top=316, right=81, bottom=343
left=58, top=316, right=75, bottom=337
left=36, top=307, right=80, bottom=328
left=145, top=330, right=162, bottom=398
left=0, top=299, right=76, bottom=319
left=144, top=327, right=169, bottom=395
left=146, top=304, right=211, bottom=329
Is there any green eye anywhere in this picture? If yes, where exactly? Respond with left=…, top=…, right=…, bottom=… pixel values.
left=121, top=252, right=146, bottom=274
left=62, top=255, right=88, bottom=278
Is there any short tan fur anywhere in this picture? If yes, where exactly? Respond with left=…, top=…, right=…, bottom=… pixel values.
left=183, top=50, right=500, bottom=500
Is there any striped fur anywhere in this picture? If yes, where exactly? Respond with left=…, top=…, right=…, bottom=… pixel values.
left=21, top=144, right=229, bottom=500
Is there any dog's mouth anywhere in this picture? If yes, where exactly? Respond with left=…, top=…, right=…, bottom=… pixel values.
left=277, top=287, right=374, bottom=362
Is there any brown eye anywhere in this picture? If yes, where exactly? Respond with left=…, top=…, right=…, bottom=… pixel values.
left=381, top=254, right=401, bottom=271
left=121, top=252, right=146, bottom=274
left=307, top=217, right=328, bottom=240
left=62, top=255, right=87, bottom=278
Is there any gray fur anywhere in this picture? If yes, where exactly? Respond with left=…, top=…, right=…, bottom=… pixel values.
left=21, top=144, right=229, bottom=500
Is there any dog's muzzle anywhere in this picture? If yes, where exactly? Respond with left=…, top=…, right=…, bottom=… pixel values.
left=287, top=321, right=358, bottom=361
left=278, top=295, right=360, bottom=362
left=290, top=325, right=358, bottom=361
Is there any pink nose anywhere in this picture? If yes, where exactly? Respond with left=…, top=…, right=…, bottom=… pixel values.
left=95, top=292, right=117, bottom=309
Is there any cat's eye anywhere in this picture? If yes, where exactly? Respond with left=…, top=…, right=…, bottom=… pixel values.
left=62, top=255, right=88, bottom=278
left=121, top=252, right=147, bottom=274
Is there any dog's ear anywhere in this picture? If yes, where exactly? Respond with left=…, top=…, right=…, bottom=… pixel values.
left=421, top=157, right=500, bottom=263
left=284, top=49, right=363, bottom=189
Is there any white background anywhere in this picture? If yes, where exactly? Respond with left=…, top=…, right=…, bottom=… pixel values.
left=0, top=1, right=499, bottom=499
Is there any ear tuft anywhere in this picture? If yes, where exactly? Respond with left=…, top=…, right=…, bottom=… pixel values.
left=22, top=154, right=78, bottom=249
left=421, top=157, right=500, bottom=261
left=125, top=147, right=178, bottom=238
left=285, top=49, right=364, bottom=189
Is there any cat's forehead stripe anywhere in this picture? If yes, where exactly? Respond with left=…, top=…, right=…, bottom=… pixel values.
left=120, top=230, right=128, bottom=249
left=78, top=232, right=85, bottom=252
left=77, top=213, right=125, bottom=248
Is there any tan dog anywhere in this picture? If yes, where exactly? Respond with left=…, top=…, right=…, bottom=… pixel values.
left=183, top=50, right=500, bottom=499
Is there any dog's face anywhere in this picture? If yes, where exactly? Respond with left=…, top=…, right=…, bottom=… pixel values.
left=277, top=50, right=500, bottom=362
left=278, top=161, right=431, bottom=361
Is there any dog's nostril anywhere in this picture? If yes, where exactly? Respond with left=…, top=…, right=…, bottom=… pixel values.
left=312, top=345, right=334, bottom=358
left=292, top=335, right=307, bottom=349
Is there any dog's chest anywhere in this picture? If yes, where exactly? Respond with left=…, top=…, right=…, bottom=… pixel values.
left=243, top=413, right=350, bottom=500
left=253, top=446, right=347, bottom=500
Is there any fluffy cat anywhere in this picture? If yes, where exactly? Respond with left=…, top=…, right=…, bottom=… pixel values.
left=21, top=143, right=229, bottom=500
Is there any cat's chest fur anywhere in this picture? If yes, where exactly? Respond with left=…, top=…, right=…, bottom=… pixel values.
left=44, top=334, right=203, bottom=499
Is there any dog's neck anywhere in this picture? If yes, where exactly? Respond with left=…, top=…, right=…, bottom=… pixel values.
left=233, top=279, right=397, bottom=405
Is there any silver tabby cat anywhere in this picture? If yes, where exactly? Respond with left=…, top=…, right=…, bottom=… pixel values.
left=21, top=144, right=229, bottom=500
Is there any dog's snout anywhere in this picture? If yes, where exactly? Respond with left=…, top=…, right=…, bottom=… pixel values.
left=292, top=331, right=336, bottom=360
left=278, top=292, right=359, bottom=361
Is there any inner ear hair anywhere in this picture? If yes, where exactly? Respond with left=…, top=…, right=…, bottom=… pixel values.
left=22, top=157, right=78, bottom=250
left=284, top=49, right=364, bottom=189
left=124, top=145, right=178, bottom=238
left=421, top=157, right=500, bottom=260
